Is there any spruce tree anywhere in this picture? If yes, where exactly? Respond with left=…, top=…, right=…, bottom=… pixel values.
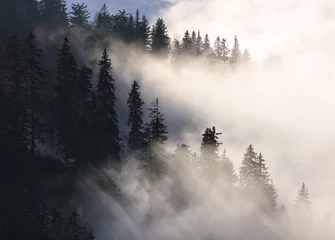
left=24, top=31, right=45, bottom=157
left=182, top=30, right=192, bottom=55
left=242, top=49, right=251, bottom=64
left=94, top=4, right=112, bottom=34
left=203, top=34, right=211, bottom=54
left=66, top=208, right=86, bottom=240
left=295, top=182, right=311, bottom=208
left=230, top=35, right=241, bottom=66
left=54, top=37, right=78, bottom=163
left=96, top=48, right=120, bottom=165
left=220, top=38, right=230, bottom=64
left=49, top=206, right=65, bottom=240
left=200, top=126, right=222, bottom=181
left=195, top=30, right=203, bottom=56
left=141, top=98, right=168, bottom=182
left=213, top=36, right=222, bottom=60
left=0, top=34, right=28, bottom=149
left=127, top=80, right=144, bottom=152
left=151, top=18, right=170, bottom=55
left=138, top=15, right=151, bottom=50
left=125, top=13, right=135, bottom=43
left=145, top=98, right=168, bottom=144
left=219, top=149, right=238, bottom=186
left=171, top=39, right=182, bottom=63
left=69, top=3, right=90, bottom=29
left=239, top=144, right=258, bottom=192
left=39, top=0, right=68, bottom=28
left=75, top=65, right=95, bottom=167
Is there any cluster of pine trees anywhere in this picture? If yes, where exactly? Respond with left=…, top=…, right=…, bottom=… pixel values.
left=0, top=1, right=313, bottom=239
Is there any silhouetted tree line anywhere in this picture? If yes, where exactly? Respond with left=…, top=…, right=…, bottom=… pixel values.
left=0, top=1, right=312, bottom=239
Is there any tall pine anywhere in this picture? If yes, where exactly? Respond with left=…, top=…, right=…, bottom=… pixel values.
left=96, top=48, right=120, bottom=166
left=54, top=37, right=78, bottom=163
left=127, top=80, right=144, bottom=152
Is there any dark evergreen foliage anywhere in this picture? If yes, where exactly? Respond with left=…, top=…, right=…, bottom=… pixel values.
left=96, top=48, right=120, bottom=165
left=127, top=80, right=145, bottom=151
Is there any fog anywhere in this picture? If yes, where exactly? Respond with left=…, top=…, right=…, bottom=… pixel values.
left=73, top=0, right=335, bottom=239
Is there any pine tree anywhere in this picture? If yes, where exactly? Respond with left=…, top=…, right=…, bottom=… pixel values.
left=141, top=98, right=168, bottom=182
left=94, top=4, right=112, bottom=34
left=213, top=36, right=222, bottom=60
left=112, top=10, right=129, bottom=40
left=171, top=39, right=182, bottom=63
left=49, top=206, right=65, bottom=240
left=75, top=66, right=95, bottom=167
left=54, top=37, right=78, bottom=163
left=239, top=144, right=258, bottom=191
left=220, top=38, right=230, bottom=63
left=145, top=98, right=168, bottom=144
left=139, top=15, right=151, bottom=50
left=151, top=18, right=170, bottom=55
left=24, top=31, right=45, bottom=157
left=39, top=0, right=68, bottom=28
left=242, top=49, right=251, bottom=64
left=66, top=208, right=85, bottom=240
left=295, top=182, right=311, bottom=208
left=203, top=34, right=211, bottom=54
left=200, top=126, right=222, bottom=181
left=219, top=149, right=238, bottom=186
left=0, top=34, right=28, bottom=149
left=96, top=48, right=120, bottom=166
left=125, top=13, right=135, bottom=43
left=127, top=80, right=144, bottom=152
left=182, top=30, right=192, bottom=55
left=69, top=3, right=90, bottom=29
left=230, top=35, right=241, bottom=66
left=195, top=30, right=203, bottom=56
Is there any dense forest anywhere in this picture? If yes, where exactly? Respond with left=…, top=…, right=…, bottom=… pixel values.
left=0, top=1, right=320, bottom=240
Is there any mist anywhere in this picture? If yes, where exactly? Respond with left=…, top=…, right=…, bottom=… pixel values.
left=67, top=1, right=335, bottom=239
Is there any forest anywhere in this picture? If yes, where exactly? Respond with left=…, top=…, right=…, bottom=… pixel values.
left=0, top=1, right=323, bottom=240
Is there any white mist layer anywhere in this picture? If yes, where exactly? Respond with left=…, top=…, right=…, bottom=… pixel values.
left=68, top=0, right=335, bottom=239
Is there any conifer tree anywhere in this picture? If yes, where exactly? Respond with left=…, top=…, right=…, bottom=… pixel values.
left=200, top=126, right=222, bottom=181
left=242, top=49, right=251, bottom=64
left=135, top=15, right=150, bottom=50
left=145, top=98, right=168, bottom=144
left=54, top=37, right=78, bottom=163
left=182, top=30, right=192, bottom=55
left=230, top=35, right=241, bottom=66
left=94, top=4, right=112, bottom=34
left=203, top=34, right=211, bottom=54
left=295, top=182, right=311, bottom=208
left=125, top=13, right=135, bottom=43
left=213, top=36, right=222, bottom=60
left=66, top=208, right=85, bottom=240
left=0, top=34, right=28, bottom=149
left=69, top=3, right=90, bottom=29
left=219, top=149, right=238, bottom=186
left=220, top=38, right=230, bottom=63
left=195, top=30, right=203, bottom=56
left=49, top=206, right=65, bottom=240
left=171, top=39, right=182, bottom=63
left=96, top=48, right=120, bottom=165
left=24, top=31, right=45, bottom=157
left=39, top=0, right=68, bottom=28
left=75, top=66, right=94, bottom=166
left=239, top=144, right=258, bottom=191
left=127, top=80, right=144, bottom=151
left=141, top=98, right=168, bottom=182
left=151, top=18, right=170, bottom=55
